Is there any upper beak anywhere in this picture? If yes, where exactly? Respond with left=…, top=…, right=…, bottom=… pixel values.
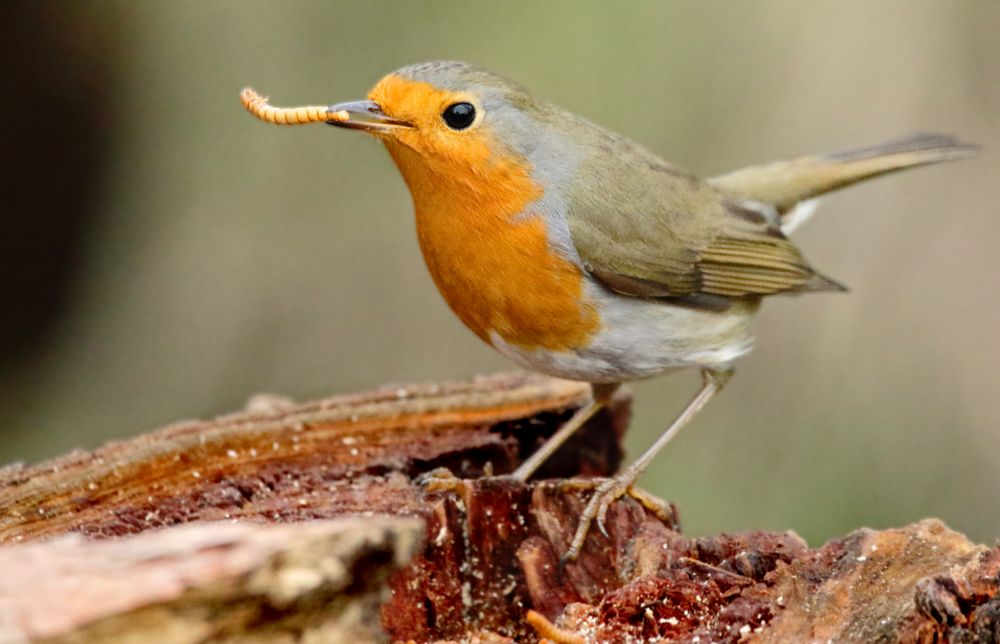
left=326, top=100, right=412, bottom=133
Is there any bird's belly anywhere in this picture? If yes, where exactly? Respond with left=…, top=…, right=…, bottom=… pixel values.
left=489, top=281, right=758, bottom=383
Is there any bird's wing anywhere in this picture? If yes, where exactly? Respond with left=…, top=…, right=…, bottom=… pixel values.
left=566, top=139, right=842, bottom=300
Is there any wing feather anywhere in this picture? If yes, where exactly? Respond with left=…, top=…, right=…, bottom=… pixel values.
left=562, top=121, right=839, bottom=302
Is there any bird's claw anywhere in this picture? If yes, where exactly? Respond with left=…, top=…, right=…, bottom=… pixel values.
left=563, top=476, right=631, bottom=563
left=414, top=466, right=464, bottom=493
left=559, top=474, right=676, bottom=563
left=417, top=464, right=515, bottom=494
left=627, top=486, right=675, bottom=525
left=595, top=482, right=626, bottom=537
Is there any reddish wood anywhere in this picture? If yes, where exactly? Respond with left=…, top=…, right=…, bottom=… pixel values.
left=0, top=373, right=996, bottom=643
left=0, top=373, right=624, bottom=544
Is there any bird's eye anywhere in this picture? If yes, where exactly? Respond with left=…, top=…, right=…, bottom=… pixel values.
left=442, top=102, right=476, bottom=130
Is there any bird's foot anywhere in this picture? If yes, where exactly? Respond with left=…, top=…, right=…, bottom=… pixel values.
left=560, top=474, right=673, bottom=563
left=416, top=462, right=513, bottom=494
left=415, top=466, right=465, bottom=494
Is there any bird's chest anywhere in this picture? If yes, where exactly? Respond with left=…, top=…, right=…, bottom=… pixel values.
left=414, top=200, right=600, bottom=353
left=385, top=139, right=600, bottom=352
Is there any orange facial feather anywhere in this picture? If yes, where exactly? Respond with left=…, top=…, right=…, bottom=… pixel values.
left=369, top=75, right=600, bottom=352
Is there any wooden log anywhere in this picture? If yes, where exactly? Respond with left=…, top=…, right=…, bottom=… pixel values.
left=0, top=373, right=625, bottom=544
left=0, top=373, right=997, bottom=643
left=0, top=517, right=423, bottom=643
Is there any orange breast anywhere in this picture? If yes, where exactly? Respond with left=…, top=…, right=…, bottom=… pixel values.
left=383, top=141, right=600, bottom=352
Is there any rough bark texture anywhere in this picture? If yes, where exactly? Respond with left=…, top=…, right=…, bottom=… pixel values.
left=0, top=373, right=997, bottom=643
left=0, top=517, right=424, bottom=643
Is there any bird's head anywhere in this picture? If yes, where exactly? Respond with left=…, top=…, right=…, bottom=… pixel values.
left=241, top=62, right=586, bottom=211
left=327, top=62, right=554, bottom=194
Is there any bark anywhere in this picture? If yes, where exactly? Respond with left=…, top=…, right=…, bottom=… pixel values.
left=0, top=373, right=996, bottom=643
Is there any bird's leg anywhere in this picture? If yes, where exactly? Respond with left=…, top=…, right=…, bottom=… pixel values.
left=512, top=382, right=620, bottom=482
left=563, top=368, right=733, bottom=562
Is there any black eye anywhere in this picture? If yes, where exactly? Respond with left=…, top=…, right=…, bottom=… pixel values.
left=442, top=102, right=476, bottom=130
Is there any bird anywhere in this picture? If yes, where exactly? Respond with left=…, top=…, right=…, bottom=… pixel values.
left=240, top=62, right=976, bottom=561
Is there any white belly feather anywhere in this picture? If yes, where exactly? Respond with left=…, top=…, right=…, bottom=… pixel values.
left=489, top=279, right=756, bottom=383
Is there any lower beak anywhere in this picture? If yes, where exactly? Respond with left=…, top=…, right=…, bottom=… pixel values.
left=326, top=100, right=412, bottom=133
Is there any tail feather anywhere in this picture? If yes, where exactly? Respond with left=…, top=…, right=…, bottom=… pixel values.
left=798, top=269, right=849, bottom=294
left=709, top=133, right=978, bottom=216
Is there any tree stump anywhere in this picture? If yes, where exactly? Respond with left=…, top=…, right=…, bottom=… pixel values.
left=0, top=372, right=997, bottom=643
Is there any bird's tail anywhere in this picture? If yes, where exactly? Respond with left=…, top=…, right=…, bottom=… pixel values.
left=708, top=133, right=978, bottom=234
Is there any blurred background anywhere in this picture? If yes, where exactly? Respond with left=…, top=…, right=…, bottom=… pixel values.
left=2, top=1, right=997, bottom=546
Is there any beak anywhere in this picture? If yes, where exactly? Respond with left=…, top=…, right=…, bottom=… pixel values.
left=326, top=100, right=412, bottom=133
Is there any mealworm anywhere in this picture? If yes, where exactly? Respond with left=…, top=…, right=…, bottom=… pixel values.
left=240, top=87, right=348, bottom=125
left=524, top=610, right=586, bottom=644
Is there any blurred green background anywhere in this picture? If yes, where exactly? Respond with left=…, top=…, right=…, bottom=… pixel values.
left=2, top=1, right=997, bottom=546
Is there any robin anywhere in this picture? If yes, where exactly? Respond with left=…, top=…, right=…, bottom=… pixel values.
left=241, top=61, right=975, bottom=560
